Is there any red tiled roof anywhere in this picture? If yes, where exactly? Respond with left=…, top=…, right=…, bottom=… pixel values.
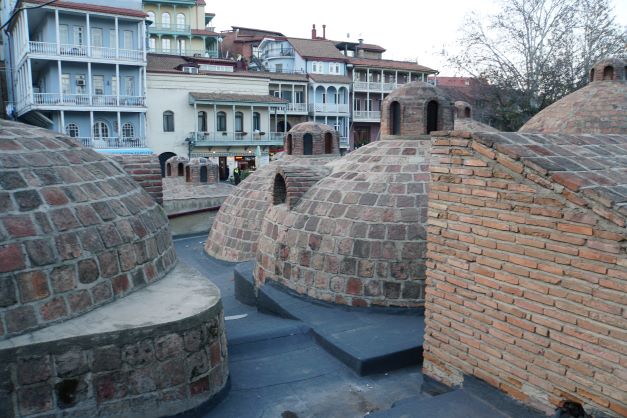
left=287, top=37, right=346, bottom=61
left=308, top=74, right=352, bottom=84
left=196, top=0, right=206, bottom=5
left=349, top=57, right=436, bottom=73
left=189, top=92, right=287, bottom=104
left=355, top=43, right=386, bottom=52
left=23, top=0, right=147, bottom=18
left=192, top=29, right=220, bottom=37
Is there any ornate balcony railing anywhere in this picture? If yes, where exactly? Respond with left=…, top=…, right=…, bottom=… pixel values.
left=353, top=110, right=382, bottom=120
left=31, top=93, right=145, bottom=107
left=79, top=136, right=147, bottom=149
left=308, top=103, right=350, bottom=114
left=28, top=41, right=144, bottom=62
left=192, top=131, right=286, bottom=146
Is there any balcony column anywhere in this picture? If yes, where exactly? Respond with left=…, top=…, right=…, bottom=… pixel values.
left=232, top=105, right=236, bottom=137
left=59, top=111, right=65, bottom=133
left=291, top=85, right=295, bottom=111
left=23, top=7, right=30, bottom=44
left=89, top=111, right=94, bottom=143
left=86, top=13, right=91, bottom=57
left=55, top=10, right=60, bottom=54
left=194, top=102, right=198, bottom=139
left=213, top=104, right=217, bottom=141
left=283, top=106, right=287, bottom=134
left=27, top=58, right=32, bottom=103
left=173, top=4, right=177, bottom=29
left=57, top=61, right=63, bottom=103
left=115, top=17, right=119, bottom=59
left=115, top=64, right=120, bottom=105
left=250, top=105, right=254, bottom=135
left=117, top=111, right=122, bottom=141
left=267, top=106, right=271, bottom=137
left=395, top=71, right=398, bottom=87
left=408, top=71, right=412, bottom=83
left=87, top=62, right=92, bottom=105
left=380, top=69, right=384, bottom=89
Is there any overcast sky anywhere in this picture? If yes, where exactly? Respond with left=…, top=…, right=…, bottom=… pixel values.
left=208, top=0, right=626, bottom=76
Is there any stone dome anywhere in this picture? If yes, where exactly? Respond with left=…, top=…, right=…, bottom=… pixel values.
left=254, top=138, right=431, bottom=308
left=284, top=122, right=341, bottom=156
left=454, top=101, right=472, bottom=119
left=165, top=155, right=188, bottom=177
left=205, top=153, right=340, bottom=262
left=380, top=81, right=454, bottom=137
left=520, top=57, right=627, bottom=134
left=0, top=120, right=176, bottom=339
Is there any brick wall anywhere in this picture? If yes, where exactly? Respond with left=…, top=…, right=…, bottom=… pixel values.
left=111, top=155, right=163, bottom=205
left=423, top=131, right=627, bottom=417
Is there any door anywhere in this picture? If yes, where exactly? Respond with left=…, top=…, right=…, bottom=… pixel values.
left=123, top=31, right=133, bottom=49
left=355, top=126, right=370, bottom=148
left=219, top=157, right=228, bottom=181
left=303, top=133, right=313, bottom=155
left=91, top=28, right=103, bottom=56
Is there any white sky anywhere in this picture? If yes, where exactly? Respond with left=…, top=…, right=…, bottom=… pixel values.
left=207, top=0, right=626, bottom=76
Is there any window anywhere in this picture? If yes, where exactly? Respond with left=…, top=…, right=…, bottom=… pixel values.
left=92, top=75, right=104, bottom=95
left=65, top=123, right=79, bottom=138
left=122, top=122, right=134, bottom=139
left=149, top=38, right=156, bottom=51
left=217, top=111, right=226, bottom=131
left=198, top=111, right=207, bottom=132
left=91, top=28, right=103, bottom=47
left=75, top=74, right=86, bottom=94
left=330, top=63, right=341, bottom=74
left=111, top=76, right=118, bottom=96
left=176, top=13, right=185, bottom=28
left=147, top=11, right=155, bottom=27
left=275, top=63, right=283, bottom=73
left=61, top=74, right=70, bottom=95
left=93, top=121, right=109, bottom=139
left=162, top=38, right=171, bottom=52
left=311, top=61, right=323, bottom=74
left=123, top=31, right=133, bottom=49
left=161, top=12, right=170, bottom=28
left=109, top=30, right=116, bottom=48
left=163, top=111, right=174, bottom=132
left=73, top=26, right=84, bottom=46
left=235, top=112, right=244, bottom=132
left=295, top=91, right=303, bottom=103
left=124, top=76, right=134, bottom=96
left=59, top=24, right=68, bottom=44
left=321, top=93, right=327, bottom=104
left=253, top=112, right=260, bottom=131
left=177, top=38, right=186, bottom=54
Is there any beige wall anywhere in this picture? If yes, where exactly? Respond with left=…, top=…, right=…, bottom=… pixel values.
left=144, top=4, right=205, bottom=30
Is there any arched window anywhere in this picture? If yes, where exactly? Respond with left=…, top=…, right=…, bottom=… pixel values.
left=216, top=111, right=226, bottom=131
left=303, top=133, right=313, bottom=155
left=177, top=163, right=184, bottom=176
left=176, top=13, right=185, bottom=28
left=390, top=101, right=401, bottom=135
left=198, top=111, right=207, bottom=132
left=286, top=134, right=293, bottom=155
left=65, top=123, right=79, bottom=138
left=603, top=66, right=614, bottom=80
left=159, top=152, right=176, bottom=177
left=122, top=122, right=134, bottom=139
left=273, top=174, right=287, bottom=205
left=464, top=107, right=471, bottom=118
left=93, top=121, right=109, bottom=139
left=253, top=112, right=260, bottom=131
left=589, top=68, right=595, bottom=82
left=235, top=111, right=244, bottom=132
left=163, top=111, right=174, bottom=132
left=147, top=11, right=155, bottom=27
left=324, top=132, right=333, bottom=154
left=426, top=100, right=438, bottom=134
left=161, top=12, right=170, bottom=28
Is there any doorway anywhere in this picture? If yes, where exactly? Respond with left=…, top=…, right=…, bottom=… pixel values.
left=303, top=133, right=313, bottom=155
left=390, top=101, right=401, bottom=135
left=427, top=101, right=438, bottom=133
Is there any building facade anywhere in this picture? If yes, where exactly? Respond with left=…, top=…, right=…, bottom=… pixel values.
left=4, top=0, right=149, bottom=152
left=143, top=0, right=220, bottom=58
left=146, top=54, right=288, bottom=177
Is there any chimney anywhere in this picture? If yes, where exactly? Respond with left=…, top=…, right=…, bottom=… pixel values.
left=322, top=24, right=326, bottom=40
left=312, top=24, right=317, bottom=40
left=358, top=38, right=364, bottom=44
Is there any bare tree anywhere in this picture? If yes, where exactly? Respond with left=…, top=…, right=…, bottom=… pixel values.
left=450, top=0, right=626, bottom=130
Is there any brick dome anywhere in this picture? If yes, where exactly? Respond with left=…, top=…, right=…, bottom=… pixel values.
left=254, top=138, right=431, bottom=308
left=284, top=122, right=341, bottom=156
left=454, top=101, right=472, bottom=119
left=381, top=81, right=454, bottom=137
left=0, top=120, right=176, bottom=339
left=520, top=57, right=627, bottom=134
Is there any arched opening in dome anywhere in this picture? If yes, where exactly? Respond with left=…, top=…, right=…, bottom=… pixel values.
left=303, top=133, right=313, bottom=155
left=427, top=100, right=439, bottom=133
left=324, top=132, right=333, bottom=154
left=159, top=152, right=176, bottom=177
left=390, top=101, right=401, bottom=135
left=286, top=134, right=293, bottom=155
left=200, top=166, right=208, bottom=183
left=167, top=164, right=172, bottom=176
left=277, top=121, right=291, bottom=133
left=177, top=163, right=184, bottom=176
left=185, top=166, right=191, bottom=182
left=464, top=107, right=471, bottom=118
left=273, top=174, right=287, bottom=205
left=589, top=68, right=595, bottom=82
left=603, top=65, right=614, bottom=80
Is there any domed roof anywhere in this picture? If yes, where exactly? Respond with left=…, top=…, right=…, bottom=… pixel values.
left=520, top=58, right=626, bottom=134
left=454, top=101, right=472, bottom=119
left=187, top=157, right=215, bottom=166
left=289, top=122, right=336, bottom=134
left=0, top=120, right=176, bottom=339
left=254, top=138, right=431, bottom=308
left=385, top=80, right=444, bottom=100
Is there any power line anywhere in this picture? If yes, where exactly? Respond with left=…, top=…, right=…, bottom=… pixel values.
left=0, top=0, right=59, bottom=33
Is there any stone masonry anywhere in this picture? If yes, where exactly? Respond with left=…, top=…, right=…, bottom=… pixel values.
left=110, top=154, right=164, bottom=205
left=423, top=131, right=627, bottom=417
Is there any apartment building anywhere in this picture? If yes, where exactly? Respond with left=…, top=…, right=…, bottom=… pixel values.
left=4, top=0, right=149, bottom=152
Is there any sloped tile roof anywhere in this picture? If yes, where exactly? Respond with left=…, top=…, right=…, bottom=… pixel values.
left=23, top=0, right=146, bottom=17
left=349, top=57, right=436, bottom=73
left=287, top=37, right=346, bottom=60
left=189, top=92, right=288, bottom=104
left=308, top=74, right=352, bottom=84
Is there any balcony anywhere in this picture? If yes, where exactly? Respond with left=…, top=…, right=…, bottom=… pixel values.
left=151, top=47, right=219, bottom=58
left=353, top=110, right=381, bottom=121
left=286, top=103, right=307, bottom=113
left=31, top=93, right=145, bottom=108
left=148, top=23, right=191, bottom=35
left=353, top=81, right=400, bottom=92
left=308, top=103, right=350, bottom=114
left=79, top=137, right=147, bottom=149
left=28, top=41, right=144, bottom=63
left=192, top=131, right=285, bottom=146
left=262, top=48, right=294, bottom=59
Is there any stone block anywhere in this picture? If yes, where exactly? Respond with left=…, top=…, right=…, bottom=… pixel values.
left=155, top=333, right=183, bottom=361
left=14, top=190, right=43, bottom=211
left=92, top=345, right=122, bottom=372
left=0, top=277, right=17, bottom=307
left=25, top=239, right=56, bottom=266
left=40, top=296, right=68, bottom=321
left=77, top=259, right=99, bottom=284
left=17, top=356, right=51, bottom=385
left=0, top=244, right=25, bottom=273
left=17, top=271, right=50, bottom=302
left=18, top=385, right=53, bottom=415
left=55, top=348, right=88, bottom=378
left=123, top=340, right=155, bottom=367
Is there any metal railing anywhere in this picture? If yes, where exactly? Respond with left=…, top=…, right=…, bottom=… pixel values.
left=308, top=103, right=350, bottom=114
left=151, top=47, right=219, bottom=58
left=148, top=23, right=191, bottom=34
left=286, top=103, right=307, bottom=112
left=31, top=93, right=145, bottom=107
left=262, top=47, right=295, bottom=59
left=193, top=131, right=286, bottom=144
left=353, top=80, right=400, bottom=92
left=353, top=110, right=381, bottom=120
left=79, top=137, right=147, bottom=149
left=28, top=41, right=144, bottom=62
